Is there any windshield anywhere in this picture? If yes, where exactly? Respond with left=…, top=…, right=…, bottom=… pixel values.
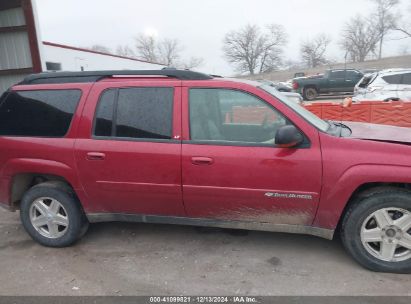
left=358, top=73, right=378, bottom=88
left=259, top=84, right=330, bottom=132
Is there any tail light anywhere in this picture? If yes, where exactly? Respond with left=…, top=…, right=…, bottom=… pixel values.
left=292, top=81, right=299, bottom=90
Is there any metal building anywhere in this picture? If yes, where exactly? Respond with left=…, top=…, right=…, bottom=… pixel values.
left=0, top=0, right=165, bottom=95
left=0, top=0, right=42, bottom=93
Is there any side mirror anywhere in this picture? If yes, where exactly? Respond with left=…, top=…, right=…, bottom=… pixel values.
left=275, top=125, right=304, bottom=148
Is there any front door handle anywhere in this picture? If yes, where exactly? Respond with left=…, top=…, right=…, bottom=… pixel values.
left=191, top=157, right=214, bottom=166
left=86, top=152, right=106, bottom=160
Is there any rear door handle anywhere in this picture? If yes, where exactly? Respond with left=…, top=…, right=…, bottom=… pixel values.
left=191, top=157, right=214, bottom=165
left=86, top=152, right=106, bottom=160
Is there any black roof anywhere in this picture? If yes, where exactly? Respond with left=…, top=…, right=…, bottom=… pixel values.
left=20, top=69, right=214, bottom=85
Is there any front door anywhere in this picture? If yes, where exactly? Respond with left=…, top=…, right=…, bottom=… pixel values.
left=181, top=86, right=322, bottom=226
left=75, top=81, right=185, bottom=216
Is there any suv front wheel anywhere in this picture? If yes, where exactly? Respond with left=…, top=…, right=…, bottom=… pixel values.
left=341, top=190, right=411, bottom=273
left=20, top=182, right=89, bottom=247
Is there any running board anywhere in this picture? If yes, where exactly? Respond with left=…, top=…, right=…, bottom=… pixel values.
left=86, top=213, right=334, bottom=240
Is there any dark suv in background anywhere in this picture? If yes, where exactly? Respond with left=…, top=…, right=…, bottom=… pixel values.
left=292, top=69, right=364, bottom=100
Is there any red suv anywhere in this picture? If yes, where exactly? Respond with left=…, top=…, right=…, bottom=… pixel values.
left=1, top=69, right=411, bottom=273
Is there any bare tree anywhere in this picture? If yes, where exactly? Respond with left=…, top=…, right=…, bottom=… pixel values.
left=340, top=16, right=380, bottom=62
left=157, top=38, right=182, bottom=66
left=222, top=24, right=287, bottom=75
left=135, top=34, right=158, bottom=62
left=135, top=34, right=204, bottom=68
left=397, top=28, right=411, bottom=37
left=116, top=45, right=136, bottom=58
left=179, top=57, right=204, bottom=70
left=300, top=34, right=331, bottom=68
left=396, top=4, right=411, bottom=38
left=89, top=44, right=112, bottom=54
left=258, top=24, right=288, bottom=73
left=370, top=0, right=400, bottom=59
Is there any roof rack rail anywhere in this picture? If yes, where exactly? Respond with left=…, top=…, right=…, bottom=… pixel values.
left=19, top=69, right=214, bottom=85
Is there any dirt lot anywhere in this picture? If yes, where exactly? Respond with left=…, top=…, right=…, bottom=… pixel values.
left=0, top=208, right=411, bottom=296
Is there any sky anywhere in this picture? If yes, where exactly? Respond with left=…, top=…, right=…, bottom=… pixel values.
left=33, top=0, right=411, bottom=76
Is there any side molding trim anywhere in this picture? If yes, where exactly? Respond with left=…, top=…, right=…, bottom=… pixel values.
left=86, top=213, right=334, bottom=240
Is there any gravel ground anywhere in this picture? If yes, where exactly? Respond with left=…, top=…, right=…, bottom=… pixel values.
left=0, top=208, right=410, bottom=296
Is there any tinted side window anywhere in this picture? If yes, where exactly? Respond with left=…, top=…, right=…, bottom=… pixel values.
left=402, top=73, right=411, bottom=85
left=189, top=88, right=288, bottom=145
left=94, top=89, right=116, bottom=137
left=93, top=87, right=174, bottom=140
left=382, top=74, right=402, bottom=84
left=0, top=90, right=81, bottom=137
left=116, top=88, right=173, bottom=139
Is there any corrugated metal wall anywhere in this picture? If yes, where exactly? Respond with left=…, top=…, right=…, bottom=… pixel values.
left=0, top=1, right=38, bottom=94
left=0, top=31, right=32, bottom=70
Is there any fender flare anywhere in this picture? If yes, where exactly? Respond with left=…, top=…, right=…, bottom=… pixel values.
left=314, top=164, right=411, bottom=229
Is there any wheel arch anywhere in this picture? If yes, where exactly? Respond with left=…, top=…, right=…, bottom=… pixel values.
left=0, top=158, right=82, bottom=210
left=314, top=164, right=411, bottom=230
left=302, top=85, right=319, bottom=100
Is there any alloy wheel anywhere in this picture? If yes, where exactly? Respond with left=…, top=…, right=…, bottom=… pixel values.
left=361, top=207, right=411, bottom=262
left=29, top=197, right=69, bottom=239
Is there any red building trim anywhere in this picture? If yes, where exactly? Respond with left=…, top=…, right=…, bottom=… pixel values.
left=42, top=41, right=166, bottom=66
left=21, top=0, right=42, bottom=73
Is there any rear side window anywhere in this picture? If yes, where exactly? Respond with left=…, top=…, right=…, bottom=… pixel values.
left=330, top=70, right=345, bottom=79
left=0, top=90, right=81, bottom=137
left=94, top=87, right=173, bottom=140
left=94, top=90, right=116, bottom=137
left=402, top=73, right=411, bottom=85
left=382, top=74, right=402, bottom=84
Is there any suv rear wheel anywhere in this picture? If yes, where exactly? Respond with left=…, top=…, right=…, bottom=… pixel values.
left=341, top=190, right=411, bottom=273
left=20, top=182, right=89, bottom=247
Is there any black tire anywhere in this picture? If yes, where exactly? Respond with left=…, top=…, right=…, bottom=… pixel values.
left=302, top=87, right=318, bottom=101
left=20, top=182, right=89, bottom=247
left=341, top=189, right=411, bottom=273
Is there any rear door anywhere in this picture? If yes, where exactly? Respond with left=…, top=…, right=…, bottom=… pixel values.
left=328, top=70, right=346, bottom=92
left=181, top=83, right=322, bottom=226
left=74, top=80, right=185, bottom=216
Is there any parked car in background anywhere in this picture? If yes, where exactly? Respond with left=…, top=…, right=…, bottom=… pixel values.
left=256, top=80, right=302, bottom=104
left=292, top=69, right=364, bottom=101
left=256, top=79, right=292, bottom=92
left=353, top=69, right=411, bottom=102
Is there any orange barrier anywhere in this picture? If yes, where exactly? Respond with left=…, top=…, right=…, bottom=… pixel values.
left=304, top=101, right=411, bottom=128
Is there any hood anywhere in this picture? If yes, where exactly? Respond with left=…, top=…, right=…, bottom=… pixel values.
left=344, top=121, right=411, bottom=144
